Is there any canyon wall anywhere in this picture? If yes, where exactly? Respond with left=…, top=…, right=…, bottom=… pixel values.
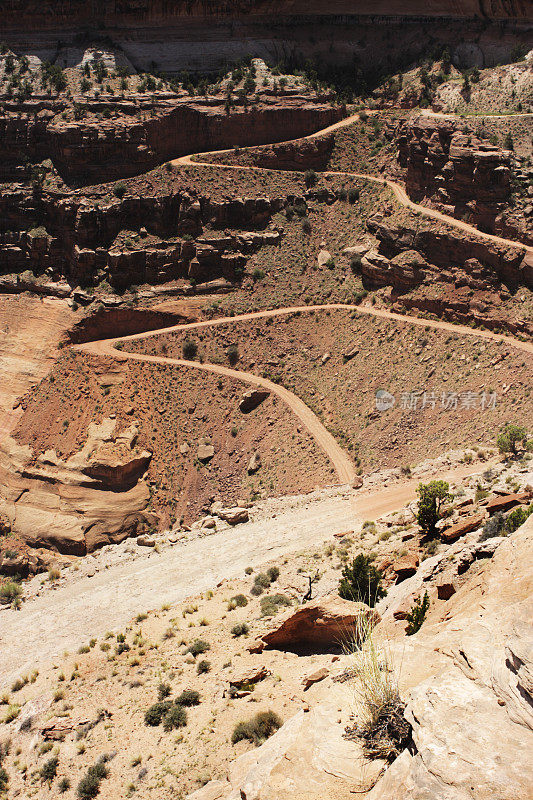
left=0, top=98, right=342, bottom=184
left=1, top=0, right=531, bottom=25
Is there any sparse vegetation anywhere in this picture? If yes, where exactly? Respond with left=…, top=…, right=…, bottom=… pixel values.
left=405, top=591, right=430, bottom=635
left=417, top=481, right=452, bottom=537
left=338, top=554, right=386, bottom=607
left=232, top=711, right=282, bottom=746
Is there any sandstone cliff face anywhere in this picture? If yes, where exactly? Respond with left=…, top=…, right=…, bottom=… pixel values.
left=0, top=183, right=285, bottom=289
left=0, top=97, right=342, bottom=184
left=394, top=115, right=532, bottom=246
left=0, top=419, right=156, bottom=555
left=1, top=0, right=529, bottom=25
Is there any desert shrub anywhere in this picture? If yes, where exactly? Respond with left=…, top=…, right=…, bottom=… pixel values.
left=162, top=705, right=187, bottom=731
left=77, top=761, right=108, bottom=799
left=0, top=767, right=7, bottom=791
left=58, top=777, right=70, bottom=792
left=506, top=504, right=533, bottom=533
left=497, top=423, right=529, bottom=456
left=144, top=701, right=172, bottom=726
left=260, top=594, right=292, bottom=617
left=231, top=623, right=249, bottom=637
left=250, top=584, right=263, bottom=596
left=0, top=581, right=22, bottom=605
left=231, top=594, right=248, bottom=607
left=304, top=169, right=317, bottom=187
left=301, top=217, right=312, bottom=234
left=405, top=592, right=430, bottom=636
left=3, top=705, right=20, bottom=723
left=348, top=187, right=360, bottom=203
left=175, top=689, right=200, bottom=706
left=227, top=344, right=239, bottom=365
left=182, top=338, right=198, bottom=359
left=345, top=616, right=410, bottom=762
left=113, top=182, right=126, bottom=199
left=186, top=639, right=210, bottom=657
left=417, top=481, right=451, bottom=536
left=157, top=682, right=171, bottom=701
left=197, top=659, right=211, bottom=674
left=254, top=572, right=270, bottom=588
left=479, top=512, right=506, bottom=542
left=266, top=566, right=280, bottom=582
left=338, top=554, right=386, bottom=607
left=40, top=755, right=58, bottom=783
left=231, top=711, right=282, bottom=746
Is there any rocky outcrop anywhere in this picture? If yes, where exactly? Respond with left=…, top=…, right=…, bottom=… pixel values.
left=0, top=418, right=156, bottom=555
left=0, top=180, right=288, bottom=290
left=239, top=389, right=270, bottom=413
left=395, top=115, right=531, bottom=245
left=0, top=96, right=342, bottom=185
left=259, top=596, right=379, bottom=652
left=369, top=517, right=533, bottom=800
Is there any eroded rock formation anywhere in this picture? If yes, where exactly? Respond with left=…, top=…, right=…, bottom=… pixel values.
left=0, top=418, right=156, bottom=554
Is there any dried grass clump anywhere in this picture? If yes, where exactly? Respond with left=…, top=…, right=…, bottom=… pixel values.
left=343, top=615, right=411, bottom=763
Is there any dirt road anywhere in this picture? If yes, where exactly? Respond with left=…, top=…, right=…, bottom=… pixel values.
left=76, top=302, right=532, bottom=484
left=0, top=460, right=488, bottom=689
left=172, top=112, right=532, bottom=257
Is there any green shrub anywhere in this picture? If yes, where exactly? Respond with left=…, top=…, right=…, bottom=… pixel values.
left=77, top=761, right=108, bottom=799
left=186, top=639, right=210, bottom=657
left=40, top=755, right=58, bottom=783
left=231, top=623, right=249, bottom=637
left=405, top=592, right=430, bottom=636
left=0, top=767, right=8, bottom=791
left=231, top=710, right=282, bottom=746
left=254, top=572, right=270, bottom=588
left=266, top=566, right=279, bottom=582
left=182, top=338, right=198, bottom=359
left=231, top=594, right=248, bottom=607
left=157, top=682, right=171, bottom=701
left=506, top=504, right=533, bottom=533
left=416, top=480, right=451, bottom=537
left=197, top=659, right=211, bottom=674
left=250, top=584, right=263, bottom=596
left=227, top=344, right=239, bottom=365
left=113, top=182, right=126, bottom=199
left=260, top=594, right=292, bottom=617
left=0, top=581, right=22, bottom=605
left=348, top=187, right=360, bottom=203
left=162, top=705, right=187, bottom=731
left=497, top=423, right=529, bottom=456
left=59, top=777, right=71, bottom=792
left=301, top=218, right=312, bottom=234
left=144, top=701, right=172, bottom=726
left=338, top=554, right=386, bottom=607
left=175, top=689, right=200, bottom=706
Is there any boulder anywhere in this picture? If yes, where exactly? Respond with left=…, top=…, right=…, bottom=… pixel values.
left=436, top=578, right=456, bottom=600
left=392, top=554, right=419, bottom=583
left=239, top=389, right=270, bottom=413
left=260, top=596, right=380, bottom=652
left=218, top=507, right=249, bottom=525
left=441, top=512, right=485, bottom=543
left=317, top=249, right=332, bottom=267
left=302, top=667, right=329, bottom=691
left=136, top=535, right=155, bottom=547
left=486, top=493, right=528, bottom=514
left=197, top=444, right=215, bottom=462
left=229, top=666, right=269, bottom=689
left=247, top=452, right=261, bottom=474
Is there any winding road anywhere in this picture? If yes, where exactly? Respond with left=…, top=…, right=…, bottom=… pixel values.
left=172, top=111, right=533, bottom=256
left=1, top=108, right=531, bottom=687
left=75, top=303, right=533, bottom=486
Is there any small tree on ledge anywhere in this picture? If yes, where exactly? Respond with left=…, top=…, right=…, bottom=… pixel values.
left=416, top=480, right=451, bottom=537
